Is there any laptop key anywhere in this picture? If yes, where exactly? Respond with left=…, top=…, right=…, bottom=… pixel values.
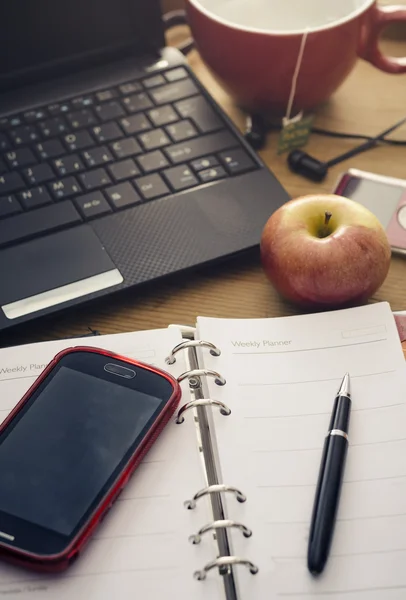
left=71, top=95, right=94, bottom=109
left=150, top=80, right=198, bottom=105
left=0, top=173, right=25, bottom=195
left=0, top=133, right=10, bottom=152
left=23, top=109, right=48, bottom=123
left=18, top=186, right=53, bottom=210
left=134, top=174, right=170, bottom=200
left=120, top=114, right=151, bottom=135
left=122, top=93, right=153, bottom=113
left=49, top=176, right=82, bottom=200
left=175, top=96, right=223, bottom=133
left=219, top=148, right=256, bottom=174
left=47, top=102, right=70, bottom=116
left=92, top=123, right=123, bottom=144
left=5, top=148, right=37, bottom=169
left=1, top=116, right=22, bottom=129
left=148, top=105, right=179, bottom=127
left=191, top=156, right=219, bottom=172
left=96, top=89, right=118, bottom=103
left=23, top=164, right=54, bottom=186
left=79, top=168, right=111, bottom=191
left=35, top=139, right=65, bottom=160
left=82, top=146, right=113, bottom=168
left=38, top=117, right=68, bottom=138
left=63, top=131, right=94, bottom=152
left=119, top=82, right=142, bottom=95
left=0, top=196, right=22, bottom=218
left=166, top=119, right=198, bottom=143
left=143, top=75, right=166, bottom=89
left=9, top=125, right=40, bottom=146
left=108, top=159, right=140, bottom=182
left=0, top=201, right=82, bottom=247
left=0, top=159, right=7, bottom=174
left=165, top=131, right=236, bottom=164
left=198, top=166, right=228, bottom=183
left=110, top=137, right=142, bottom=159
left=163, top=165, right=198, bottom=192
left=0, top=118, right=12, bottom=131
left=105, top=182, right=141, bottom=209
left=67, top=109, right=97, bottom=130
left=137, top=150, right=169, bottom=174
left=74, top=192, right=112, bottom=220
left=53, top=154, right=85, bottom=177
left=95, top=101, right=125, bottom=122
left=165, top=68, right=188, bottom=82
left=138, top=128, right=170, bottom=151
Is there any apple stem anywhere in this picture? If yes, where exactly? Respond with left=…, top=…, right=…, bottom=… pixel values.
left=319, top=211, right=332, bottom=238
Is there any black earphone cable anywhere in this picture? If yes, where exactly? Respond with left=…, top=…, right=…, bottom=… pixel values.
left=266, top=123, right=406, bottom=146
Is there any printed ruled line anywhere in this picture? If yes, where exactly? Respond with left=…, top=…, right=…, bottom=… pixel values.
left=0, top=374, right=37, bottom=383
left=266, top=512, right=406, bottom=525
left=273, top=547, right=406, bottom=560
left=253, top=437, right=406, bottom=454
left=232, top=338, right=387, bottom=356
left=0, top=565, right=180, bottom=588
left=244, top=402, right=403, bottom=420
left=238, top=370, right=395, bottom=387
left=279, top=584, right=406, bottom=597
left=257, top=474, right=406, bottom=489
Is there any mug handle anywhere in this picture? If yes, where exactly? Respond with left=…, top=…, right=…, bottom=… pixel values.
left=359, top=4, right=406, bottom=73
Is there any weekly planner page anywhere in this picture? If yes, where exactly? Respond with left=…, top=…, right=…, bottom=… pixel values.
left=198, top=302, right=406, bottom=600
left=0, top=329, right=223, bottom=600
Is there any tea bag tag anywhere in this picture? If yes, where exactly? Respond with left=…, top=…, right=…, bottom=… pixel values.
left=277, top=113, right=314, bottom=154
left=277, top=30, right=313, bottom=154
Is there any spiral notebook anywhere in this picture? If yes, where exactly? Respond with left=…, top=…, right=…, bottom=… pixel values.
left=0, top=301, right=405, bottom=599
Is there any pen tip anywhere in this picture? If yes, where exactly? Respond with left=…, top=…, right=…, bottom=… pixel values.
left=338, top=372, right=351, bottom=397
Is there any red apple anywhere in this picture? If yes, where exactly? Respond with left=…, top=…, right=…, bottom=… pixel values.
left=260, top=194, right=391, bottom=308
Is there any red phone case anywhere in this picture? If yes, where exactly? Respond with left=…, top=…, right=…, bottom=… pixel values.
left=0, top=346, right=182, bottom=572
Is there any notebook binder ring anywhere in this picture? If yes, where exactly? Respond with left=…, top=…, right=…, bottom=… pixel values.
left=184, top=484, right=246, bottom=509
left=189, top=519, right=252, bottom=545
left=178, top=368, right=226, bottom=386
left=194, top=556, right=259, bottom=581
left=176, top=399, right=231, bottom=424
left=165, top=340, right=221, bottom=364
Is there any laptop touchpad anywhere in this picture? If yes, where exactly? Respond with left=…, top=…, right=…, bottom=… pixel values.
left=0, top=225, right=123, bottom=320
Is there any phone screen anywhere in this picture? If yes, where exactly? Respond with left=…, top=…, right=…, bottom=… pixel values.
left=0, top=362, right=167, bottom=542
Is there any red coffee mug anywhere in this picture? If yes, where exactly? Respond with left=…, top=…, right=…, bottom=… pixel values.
left=185, top=0, right=406, bottom=114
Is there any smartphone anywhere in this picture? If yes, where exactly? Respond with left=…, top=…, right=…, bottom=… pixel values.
left=333, top=168, right=406, bottom=255
left=0, top=346, right=181, bottom=572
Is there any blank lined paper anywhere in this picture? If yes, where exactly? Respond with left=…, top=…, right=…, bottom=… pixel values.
left=198, top=302, right=406, bottom=599
left=0, top=329, right=222, bottom=600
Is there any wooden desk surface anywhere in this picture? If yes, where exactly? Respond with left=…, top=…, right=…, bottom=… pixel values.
left=2, top=35, right=406, bottom=347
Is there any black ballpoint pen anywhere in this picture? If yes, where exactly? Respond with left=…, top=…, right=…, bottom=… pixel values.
left=307, top=373, right=351, bottom=575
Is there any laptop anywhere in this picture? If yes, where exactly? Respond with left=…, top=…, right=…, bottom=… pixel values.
left=0, top=0, right=289, bottom=334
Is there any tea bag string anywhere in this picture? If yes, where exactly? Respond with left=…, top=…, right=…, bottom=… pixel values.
left=284, top=30, right=309, bottom=123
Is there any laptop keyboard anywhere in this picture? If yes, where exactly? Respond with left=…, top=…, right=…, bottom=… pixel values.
left=0, top=67, right=258, bottom=248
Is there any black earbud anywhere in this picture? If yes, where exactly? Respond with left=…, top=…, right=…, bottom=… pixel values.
left=287, top=150, right=328, bottom=182
left=244, top=114, right=267, bottom=150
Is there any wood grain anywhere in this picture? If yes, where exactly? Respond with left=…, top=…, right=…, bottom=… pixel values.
left=1, top=29, right=406, bottom=348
